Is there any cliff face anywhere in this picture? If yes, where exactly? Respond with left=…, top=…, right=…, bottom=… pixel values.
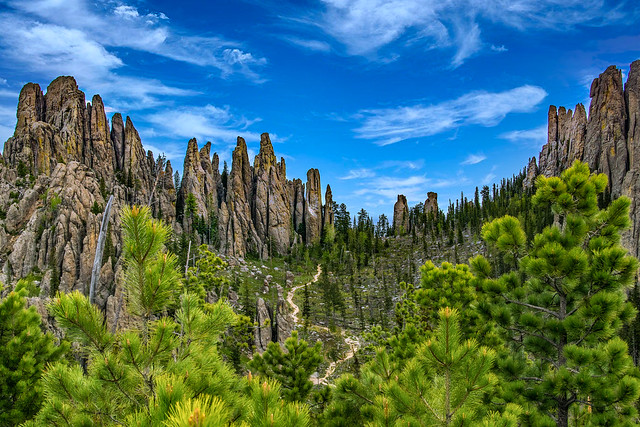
left=534, top=60, right=640, bottom=256
left=0, top=75, right=335, bottom=307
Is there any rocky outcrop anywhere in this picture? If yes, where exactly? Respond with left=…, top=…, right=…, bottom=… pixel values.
left=323, top=184, right=334, bottom=231
left=425, top=192, right=438, bottom=216
left=393, top=195, right=409, bottom=235
left=534, top=60, right=640, bottom=257
left=275, top=285, right=293, bottom=346
left=1, top=75, right=338, bottom=320
left=252, top=133, right=291, bottom=256
left=220, top=137, right=260, bottom=257
left=585, top=66, right=627, bottom=197
left=178, top=138, right=209, bottom=220
left=87, top=95, right=115, bottom=181
left=538, top=105, right=588, bottom=178
left=524, top=157, right=538, bottom=188
left=255, top=297, right=272, bottom=352
left=305, top=169, right=323, bottom=243
left=291, top=179, right=305, bottom=237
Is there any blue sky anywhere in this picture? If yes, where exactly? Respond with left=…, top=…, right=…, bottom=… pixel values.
left=0, top=0, right=639, bottom=218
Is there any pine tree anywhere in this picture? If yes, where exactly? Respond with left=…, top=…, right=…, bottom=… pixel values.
left=395, top=262, right=489, bottom=343
left=184, top=244, right=229, bottom=303
left=122, top=205, right=180, bottom=323
left=248, top=331, right=323, bottom=402
left=0, top=286, right=67, bottom=426
left=325, top=308, right=496, bottom=426
left=472, top=161, right=640, bottom=426
left=29, top=205, right=310, bottom=426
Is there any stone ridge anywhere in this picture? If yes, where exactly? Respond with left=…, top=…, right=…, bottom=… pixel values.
left=532, top=59, right=640, bottom=257
left=2, top=75, right=336, bottom=275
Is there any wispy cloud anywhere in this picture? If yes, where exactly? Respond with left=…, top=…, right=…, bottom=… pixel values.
left=379, top=159, right=424, bottom=170
left=340, top=168, right=376, bottom=180
left=350, top=172, right=468, bottom=208
left=500, top=124, right=547, bottom=148
left=482, top=172, right=497, bottom=185
left=282, top=36, right=332, bottom=53
left=308, top=0, right=625, bottom=66
left=3, top=0, right=266, bottom=78
left=461, top=153, right=486, bottom=165
left=0, top=0, right=266, bottom=114
left=145, top=104, right=263, bottom=146
left=355, top=85, right=547, bottom=145
left=0, top=105, right=15, bottom=147
left=0, top=89, right=18, bottom=98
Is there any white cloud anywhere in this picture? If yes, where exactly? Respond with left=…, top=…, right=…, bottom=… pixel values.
left=379, top=159, right=424, bottom=170
left=461, top=153, right=486, bottom=165
left=113, top=5, right=139, bottom=19
left=283, top=37, right=332, bottom=53
left=451, top=20, right=481, bottom=67
left=500, top=124, right=547, bottom=148
left=355, top=85, right=547, bottom=145
left=481, top=172, right=497, bottom=185
left=145, top=104, right=263, bottom=146
left=0, top=104, right=16, bottom=149
left=351, top=173, right=467, bottom=206
left=311, top=0, right=626, bottom=66
left=340, top=168, right=376, bottom=180
left=1, top=0, right=266, bottom=82
left=0, top=89, right=18, bottom=98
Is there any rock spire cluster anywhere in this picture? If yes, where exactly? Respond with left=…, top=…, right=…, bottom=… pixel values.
left=530, top=60, right=640, bottom=257
left=0, top=76, right=336, bottom=311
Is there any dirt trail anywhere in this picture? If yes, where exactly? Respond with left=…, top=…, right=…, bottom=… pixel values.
left=286, top=265, right=361, bottom=385
left=287, top=264, right=322, bottom=325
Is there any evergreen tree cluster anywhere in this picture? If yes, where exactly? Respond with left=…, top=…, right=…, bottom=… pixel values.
left=4, top=161, right=640, bottom=426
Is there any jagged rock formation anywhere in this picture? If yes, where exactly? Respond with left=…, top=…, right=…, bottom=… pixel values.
left=290, top=178, right=305, bottom=239
left=393, top=195, right=409, bottom=235
left=0, top=76, right=336, bottom=323
left=305, top=169, right=323, bottom=243
left=534, top=60, right=640, bottom=257
left=252, top=133, right=291, bottom=256
left=254, top=297, right=272, bottom=352
left=425, top=192, right=438, bottom=216
left=252, top=283, right=294, bottom=351
left=524, top=157, right=538, bottom=188
left=323, top=185, right=334, bottom=230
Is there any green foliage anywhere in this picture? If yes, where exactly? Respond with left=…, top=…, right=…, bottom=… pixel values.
left=248, top=331, right=323, bottom=402
left=14, top=272, right=42, bottom=297
left=0, top=286, right=67, bottom=426
left=184, top=245, right=229, bottom=303
left=30, top=205, right=309, bottom=426
left=32, top=291, right=243, bottom=425
left=99, top=176, right=108, bottom=199
left=49, top=193, right=62, bottom=211
left=368, top=261, right=497, bottom=368
left=186, top=192, right=198, bottom=219
left=91, top=200, right=103, bottom=215
left=325, top=308, right=496, bottom=426
left=122, top=205, right=180, bottom=320
left=243, top=376, right=312, bottom=426
left=220, top=314, right=256, bottom=374
left=473, top=160, right=640, bottom=426
left=17, top=159, right=28, bottom=177
left=164, top=395, right=230, bottom=427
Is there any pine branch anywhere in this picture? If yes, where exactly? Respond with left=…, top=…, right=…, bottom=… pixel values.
left=503, top=297, right=560, bottom=319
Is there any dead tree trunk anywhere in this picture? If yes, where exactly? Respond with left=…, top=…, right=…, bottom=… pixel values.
left=89, top=195, right=114, bottom=304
